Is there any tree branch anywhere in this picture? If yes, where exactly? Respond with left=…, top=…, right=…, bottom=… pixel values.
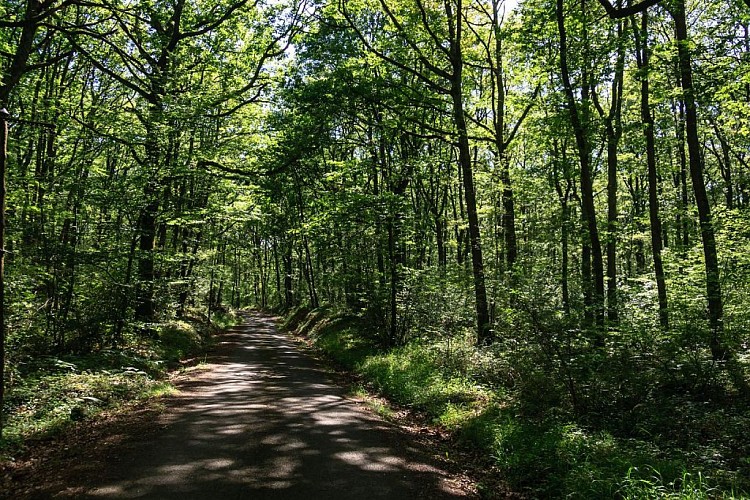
left=504, top=84, right=540, bottom=149
left=339, top=1, right=450, bottom=95
left=596, top=0, right=661, bottom=19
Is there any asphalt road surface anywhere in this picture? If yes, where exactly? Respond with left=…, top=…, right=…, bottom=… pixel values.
left=75, top=313, right=470, bottom=499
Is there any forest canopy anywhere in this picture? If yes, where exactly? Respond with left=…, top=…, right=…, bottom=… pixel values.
left=1, top=0, right=750, bottom=496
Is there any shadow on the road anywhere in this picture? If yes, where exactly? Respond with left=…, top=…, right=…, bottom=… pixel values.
left=71, top=313, right=468, bottom=499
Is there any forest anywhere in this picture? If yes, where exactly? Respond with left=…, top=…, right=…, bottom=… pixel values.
left=1, top=0, right=750, bottom=497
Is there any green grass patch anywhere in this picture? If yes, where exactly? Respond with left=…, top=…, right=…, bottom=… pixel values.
left=358, top=345, right=484, bottom=420
left=1, top=366, right=172, bottom=456
left=1, top=311, right=238, bottom=459
left=210, top=310, right=241, bottom=331
left=310, top=315, right=376, bottom=369
left=296, top=310, right=491, bottom=430
left=158, top=320, right=204, bottom=362
left=282, top=306, right=312, bottom=332
left=364, top=397, right=395, bottom=419
left=290, top=307, right=748, bottom=499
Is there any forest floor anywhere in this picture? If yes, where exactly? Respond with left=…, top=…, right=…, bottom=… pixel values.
left=0, top=312, right=492, bottom=499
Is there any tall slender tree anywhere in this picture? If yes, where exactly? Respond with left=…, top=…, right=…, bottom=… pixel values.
left=670, top=0, right=725, bottom=359
left=556, top=0, right=605, bottom=329
left=633, top=9, right=669, bottom=329
left=341, top=0, right=492, bottom=343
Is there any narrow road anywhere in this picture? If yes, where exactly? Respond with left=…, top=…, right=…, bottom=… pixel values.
left=72, top=313, right=470, bottom=498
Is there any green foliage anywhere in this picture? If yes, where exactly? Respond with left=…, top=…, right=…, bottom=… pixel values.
left=0, top=308, right=238, bottom=456
left=290, top=307, right=749, bottom=499
left=2, top=0, right=750, bottom=497
left=281, top=306, right=313, bottom=332
left=1, top=361, right=171, bottom=455
left=617, top=467, right=740, bottom=499
left=210, top=310, right=241, bottom=331
left=157, top=321, right=205, bottom=363
left=357, top=347, right=484, bottom=419
left=309, top=316, right=377, bottom=370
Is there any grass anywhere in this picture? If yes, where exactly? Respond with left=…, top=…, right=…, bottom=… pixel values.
left=349, top=385, right=396, bottom=419
left=288, top=306, right=750, bottom=499
left=0, top=310, right=239, bottom=458
left=358, top=346, right=485, bottom=419
left=0, top=362, right=173, bottom=457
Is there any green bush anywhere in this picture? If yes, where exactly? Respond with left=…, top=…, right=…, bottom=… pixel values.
left=1, top=366, right=171, bottom=454
left=1, top=312, right=234, bottom=457
left=158, top=320, right=203, bottom=362
left=290, top=307, right=749, bottom=499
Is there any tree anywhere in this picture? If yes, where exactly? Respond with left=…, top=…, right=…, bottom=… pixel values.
left=0, top=108, right=8, bottom=436
left=0, top=0, right=77, bottom=437
left=669, top=0, right=725, bottom=359
left=556, top=0, right=605, bottom=329
left=63, top=0, right=295, bottom=326
left=632, top=9, right=669, bottom=329
left=590, top=15, right=625, bottom=324
left=341, top=0, right=492, bottom=343
left=465, top=0, right=538, bottom=273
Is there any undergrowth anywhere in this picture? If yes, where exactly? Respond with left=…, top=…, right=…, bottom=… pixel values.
left=286, top=306, right=750, bottom=499
left=0, top=310, right=239, bottom=458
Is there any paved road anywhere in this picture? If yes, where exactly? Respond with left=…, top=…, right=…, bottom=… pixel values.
left=77, top=313, right=469, bottom=499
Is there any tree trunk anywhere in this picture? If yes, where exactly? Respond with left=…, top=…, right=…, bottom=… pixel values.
left=454, top=88, right=490, bottom=344
left=454, top=169, right=468, bottom=266
left=134, top=116, right=161, bottom=327
left=387, top=170, right=408, bottom=346
left=273, top=241, right=281, bottom=307
left=284, top=243, right=294, bottom=308
left=492, top=25, right=517, bottom=270
left=672, top=0, right=725, bottom=359
left=134, top=192, right=158, bottom=325
left=448, top=0, right=491, bottom=343
left=713, top=124, right=734, bottom=210
left=556, top=0, right=605, bottom=331
left=0, top=109, right=9, bottom=437
left=553, top=147, right=572, bottom=318
left=634, top=11, right=669, bottom=329
left=372, top=129, right=387, bottom=289
left=600, top=20, right=625, bottom=325
left=177, top=228, right=203, bottom=317
left=500, top=154, right=517, bottom=270
left=114, top=232, right=138, bottom=344
left=605, top=122, right=618, bottom=324
left=388, top=220, right=399, bottom=346
left=561, top=200, right=571, bottom=317
left=303, top=236, right=319, bottom=308
left=674, top=99, right=690, bottom=251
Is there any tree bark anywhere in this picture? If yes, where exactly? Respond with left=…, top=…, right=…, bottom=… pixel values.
left=134, top=181, right=159, bottom=326
left=0, top=109, right=8, bottom=436
left=553, top=139, right=572, bottom=318
left=634, top=11, right=669, bottom=329
left=449, top=13, right=491, bottom=344
left=387, top=161, right=409, bottom=346
left=674, top=99, right=690, bottom=251
left=303, top=236, right=319, bottom=308
left=491, top=10, right=517, bottom=270
left=500, top=154, right=517, bottom=270
left=284, top=242, right=294, bottom=308
left=556, top=0, right=605, bottom=330
left=712, top=123, right=734, bottom=210
left=592, top=18, right=625, bottom=325
left=672, top=0, right=725, bottom=359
